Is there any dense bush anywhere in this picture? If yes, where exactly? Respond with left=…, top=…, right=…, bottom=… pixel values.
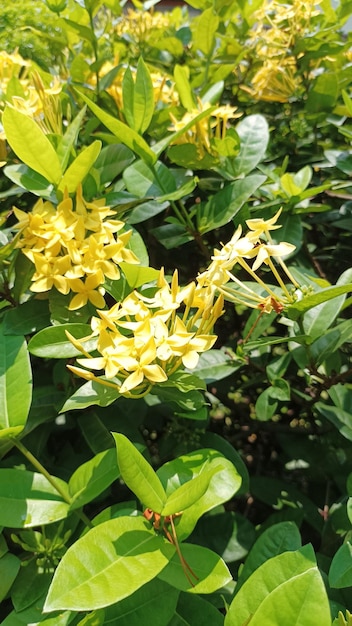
left=0, top=0, right=352, bottom=624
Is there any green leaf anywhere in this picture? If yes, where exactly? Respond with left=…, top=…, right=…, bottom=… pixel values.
left=302, top=294, right=347, bottom=341
left=306, top=72, right=339, bottom=113
left=4, top=164, right=54, bottom=199
left=119, top=263, right=160, bottom=289
left=94, top=143, right=135, bottom=185
left=237, top=522, right=302, bottom=590
left=57, top=106, right=87, bottom=171
left=228, top=114, right=269, bottom=177
left=77, top=91, right=156, bottom=165
left=122, top=57, right=154, bottom=134
left=161, top=467, right=219, bottom=517
left=157, top=449, right=241, bottom=540
left=187, top=349, right=243, bottom=383
left=0, top=553, right=21, bottom=602
left=68, top=448, right=120, bottom=510
left=225, top=546, right=331, bottom=626
left=0, top=469, right=70, bottom=528
left=173, top=65, right=195, bottom=111
left=158, top=543, right=232, bottom=593
left=329, top=542, right=352, bottom=588
left=3, top=300, right=51, bottom=336
left=28, top=324, right=94, bottom=358
left=63, top=18, right=95, bottom=43
left=315, top=403, right=352, bottom=441
left=113, top=433, right=167, bottom=512
left=58, top=140, right=101, bottom=194
left=170, top=592, right=224, bottom=626
left=254, top=388, right=278, bottom=421
left=193, top=8, right=219, bottom=55
left=123, top=160, right=176, bottom=198
left=197, top=174, right=266, bottom=233
left=0, top=325, right=32, bottom=436
left=102, top=578, right=179, bottom=626
left=60, top=380, right=120, bottom=412
left=287, top=284, right=352, bottom=320
left=2, top=107, right=62, bottom=185
left=44, top=516, right=174, bottom=611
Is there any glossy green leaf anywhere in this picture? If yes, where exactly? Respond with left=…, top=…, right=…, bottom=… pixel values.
left=28, top=324, right=94, bottom=358
left=2, top=107, right=62, bottom=185
left=122, top=57, right=154, bottom=134
left=0, top=469, right=70, bottom=528
left=94, top=143, right=135, bottom=185
left=193, top=8, right=219, bottom=55
left=113, top=433, right=167, bottom=512
left=199, top=432, right=249, bottom=495
left=161, top=467, right=219, bottom=517
left=329, top=542, right=352, bottom=588
left=10, top=558, right=53, bottom=612
left=119, top=262, right=160, bottom=289
left=68, top=448, right=120, bottom=510
left=0, top=325, right=32, bottom=436
left=197, top=174, right=266, bottom=233
left=60, top=380, right=120, bottom=412
left=0, top=553, right=21, bottom=602
left=102, top=578, right=179, bottom=626
left=3, top=300, right=51, bottom=336
left=187, top=349, right=243, bottom=383
left=58, top=140, right=101, bottom=194
left=173, top=65, right=195, bottom=111
left=4, top=164, right=53, bottom=198
left=306, top=72, right=338, bottom=113
left=225, top=546, right=331, bottom=626
left=229, top=114, right=269, bottom=177
left=237, top=522, right=302, bottom=590
left=77, top=91, right=156, bottom=165
left=123, top=159, right=176, bottom=198
left=315, top=403, right=352, bottom=441
left=302, top=293, right=347, bottom=340
left=157, top=449, right=241, bottom=539
left=44, top=516, right=174, bottom=611
left=287, top=284, right=352, bottom=320
left=57, top=106, right=87, bottom=171
left=158, top=543, right=232, bottom=593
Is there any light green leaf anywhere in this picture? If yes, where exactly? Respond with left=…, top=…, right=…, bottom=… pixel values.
left=2, top=107, right=62, bottom=185
left=161, top=467, right=219, bottom=517
left=0, top=469, right=70, bottom=528
left=4, top=164, right=54, bottom=199
left=0, top=325, right=32, bottom=436
left=77, top=91, right=156, bottom=165
left=123, top=57, right=154, bottom=134
left=119, top=263, right=160, bottom=289
left=58, top=106, right=87, bottom=171
left=329, top=542, right=352, bottom=588
left=287, top=284, right=352, bottom=320
left=173, top=65, right=195, bottom=111
left=58, top=140, right=101, bottom=194
left=44, top=516, right=174, bottom=611
left=113, top=433, right=167, bottom=512
left=237, top=522, right=302, bottom=590
left=193, top=8, right=219, bottom=55
left=225, top=546, right=331, bottom=626
left=186, top=349, right=243, bottom=383
left=28, top=324, right=94, bottom=358
left=123, top=159, right=176, bottom=198
left=158, top=543, right=232, bottom=593
left=60, top=380, right=120, bottom=412
left=69, top=448, right=119, bottom=510
left=229, top=114, right=269, bottom=177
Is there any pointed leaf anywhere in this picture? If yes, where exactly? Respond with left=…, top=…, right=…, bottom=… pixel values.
left=4, top=164, right=53, bottom=198
left=44, top=516, right=174, bottom=611
left=28, top=324, right=95, bottom=358
left=60, top=379, right=120, bottom=412
left=120, top=263, right=160, bottom=289
left=113, top=433, right=167, bottom=512
left=229, top=114, right=269, bottom=177
left=2, top=107, right=62, bottom=184
left=287, top=284, right=352, bottom=320
left=58, top=140, right=101, bottom=194
left=0, top=325, right=32, bottom=436
left=161, top=467, right=220, bottom=517
left=77, top=91, right=156, bottom=165
left=69, top=448, right=120, bottom=510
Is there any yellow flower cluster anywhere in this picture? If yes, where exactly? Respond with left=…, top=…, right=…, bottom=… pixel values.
left=240, top=0, right=321, bottom=102
left=115, top=9, right=173, bottom=43
left=169, top=101, right=241, bottom=156
left=197, top=208, right=299, bottom=311
left=0, top=51, right=62, bottom=135
left=67, top=269, right=223, bottom=397
left=13, top=187, right=139, bottom=310
left=67, top=209, right=298, bottom=396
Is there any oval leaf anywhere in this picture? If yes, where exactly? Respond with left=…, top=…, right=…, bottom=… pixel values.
left=28, top=324, right=94, bottom=358
left=58, top=140, right=102, bottom=194
left=0, top=325, right=32, bottom=434
left=113, top=433, right=167, bottom=512
left=44, top=516, right=174, bottom=611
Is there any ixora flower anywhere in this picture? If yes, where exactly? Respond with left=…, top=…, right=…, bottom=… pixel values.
left=66, top=269, right=222, bottom=398
left=13, top=187, right=139, bottom=310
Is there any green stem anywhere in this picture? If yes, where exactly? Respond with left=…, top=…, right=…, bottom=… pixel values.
left=10, top=437, right=93, bottom=529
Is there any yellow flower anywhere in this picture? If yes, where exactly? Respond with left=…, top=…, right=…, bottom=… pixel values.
left=30, top=253, right=71, bottom=295
left=251, top=242, right=296, bottom=271
left=119, top=337, right=168, bottom=394
left=246, top=208, right=283, bottom=242
left=68, top=274, right=106, bottom=310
